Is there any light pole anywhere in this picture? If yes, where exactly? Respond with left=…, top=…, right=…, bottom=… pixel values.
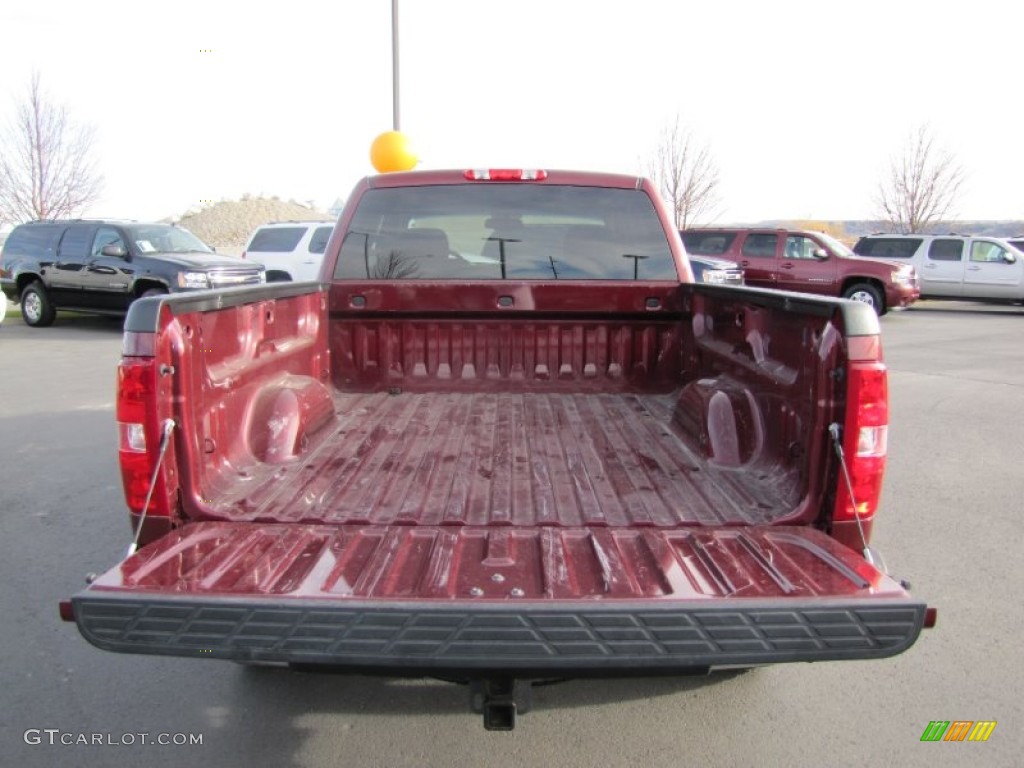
left=622, top=254, right=649, bottom=280
left=370, top=0, right=417, bottom=173
left=485, top=236, right=521, bottom=280
left=392, top=0, right=400, bottom=131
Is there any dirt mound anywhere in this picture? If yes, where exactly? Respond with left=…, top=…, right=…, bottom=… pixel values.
left=172, top=198, right=334, bottom=249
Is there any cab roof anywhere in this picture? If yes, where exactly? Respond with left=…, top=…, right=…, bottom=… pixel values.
left=366, top=169, right=646, bottom=190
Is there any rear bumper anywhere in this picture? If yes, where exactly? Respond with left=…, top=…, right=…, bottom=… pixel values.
left=71, top=593, right=927, bottom=674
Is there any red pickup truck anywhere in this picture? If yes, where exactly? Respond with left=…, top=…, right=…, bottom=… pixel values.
left=63, top=170, right=931, bottom=729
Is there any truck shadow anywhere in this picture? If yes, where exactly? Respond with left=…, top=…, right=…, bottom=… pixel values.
left=168, top=665, right=761, bottom=767
left=230, top=664, right=751, bottom=719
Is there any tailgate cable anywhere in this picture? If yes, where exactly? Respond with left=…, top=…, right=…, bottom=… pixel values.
left=828, top=423, right=886, bottom=573
left=127, top=419, right=176, bottom=557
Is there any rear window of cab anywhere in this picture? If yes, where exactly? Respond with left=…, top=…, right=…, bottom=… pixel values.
left=334, top=185, right=678, bottom=281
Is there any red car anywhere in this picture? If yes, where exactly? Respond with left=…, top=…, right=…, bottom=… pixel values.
left=682, top=228, right=919, bottom=314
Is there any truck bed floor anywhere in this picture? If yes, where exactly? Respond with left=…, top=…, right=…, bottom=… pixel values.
left=209, top=391, right=793, bottom=527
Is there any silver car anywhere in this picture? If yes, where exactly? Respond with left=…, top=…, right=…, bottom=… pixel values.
left=853, top=233, right=1024, bottom=303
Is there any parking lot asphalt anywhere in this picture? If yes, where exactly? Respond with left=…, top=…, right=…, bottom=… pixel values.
left=0, top=299, right=1021, bottom=767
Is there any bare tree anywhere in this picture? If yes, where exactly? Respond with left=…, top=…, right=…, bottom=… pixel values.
left=876, top=124, right=965, bottom=234
left=372, top=249, right=420, bottom=279
left=0, top=72, right=103, bottom=225
left=648, top=116, right=720, bottom=230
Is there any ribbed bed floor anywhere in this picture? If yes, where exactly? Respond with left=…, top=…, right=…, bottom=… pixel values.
left=210, top=392, right=794, bottom=527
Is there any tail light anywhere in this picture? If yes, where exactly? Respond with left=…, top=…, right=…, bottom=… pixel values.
left=832, top=335, right=888, bottom=523
left=117, top=334, right=171, bottom=517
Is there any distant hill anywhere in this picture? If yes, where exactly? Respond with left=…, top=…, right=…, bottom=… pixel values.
left=170, top=197, right=334, bottom=251
left=746, top=220, right=1024, bottom=241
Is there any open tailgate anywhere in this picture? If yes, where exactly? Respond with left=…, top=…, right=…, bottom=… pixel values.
left=68, top=522, right=928, bottom=673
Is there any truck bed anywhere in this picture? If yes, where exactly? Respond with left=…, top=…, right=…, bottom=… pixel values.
left=164, top=282, right=833, bottom=533
left=204, top=390, right=796, bottom=527
left=74, top=270, right=928, bottom=683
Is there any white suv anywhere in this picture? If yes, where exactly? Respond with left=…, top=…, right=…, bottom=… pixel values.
left=242, top=221, right=335, bottom=282
left=853, top=233, right=1024, bottom=303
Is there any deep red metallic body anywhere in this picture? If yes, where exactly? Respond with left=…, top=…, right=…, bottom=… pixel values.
left=91, top=522, right=904, bottom=601
left=71, top=171, right=926, bottom=690
left=123, top=282, right=846, bottom=538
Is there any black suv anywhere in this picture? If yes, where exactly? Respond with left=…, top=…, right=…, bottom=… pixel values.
left=0, top=220, right=265, bottom=326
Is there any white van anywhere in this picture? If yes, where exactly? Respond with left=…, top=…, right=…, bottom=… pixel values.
left=242, top=221, right=335, bottom=282
left=853, top=234, right=1024, bottom=302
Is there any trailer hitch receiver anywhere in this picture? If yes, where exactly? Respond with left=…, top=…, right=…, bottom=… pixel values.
left=469, top=678, right=532, bottom=731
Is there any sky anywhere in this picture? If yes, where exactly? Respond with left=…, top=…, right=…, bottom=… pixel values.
left=1, top=0, right=1021, bottom=226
